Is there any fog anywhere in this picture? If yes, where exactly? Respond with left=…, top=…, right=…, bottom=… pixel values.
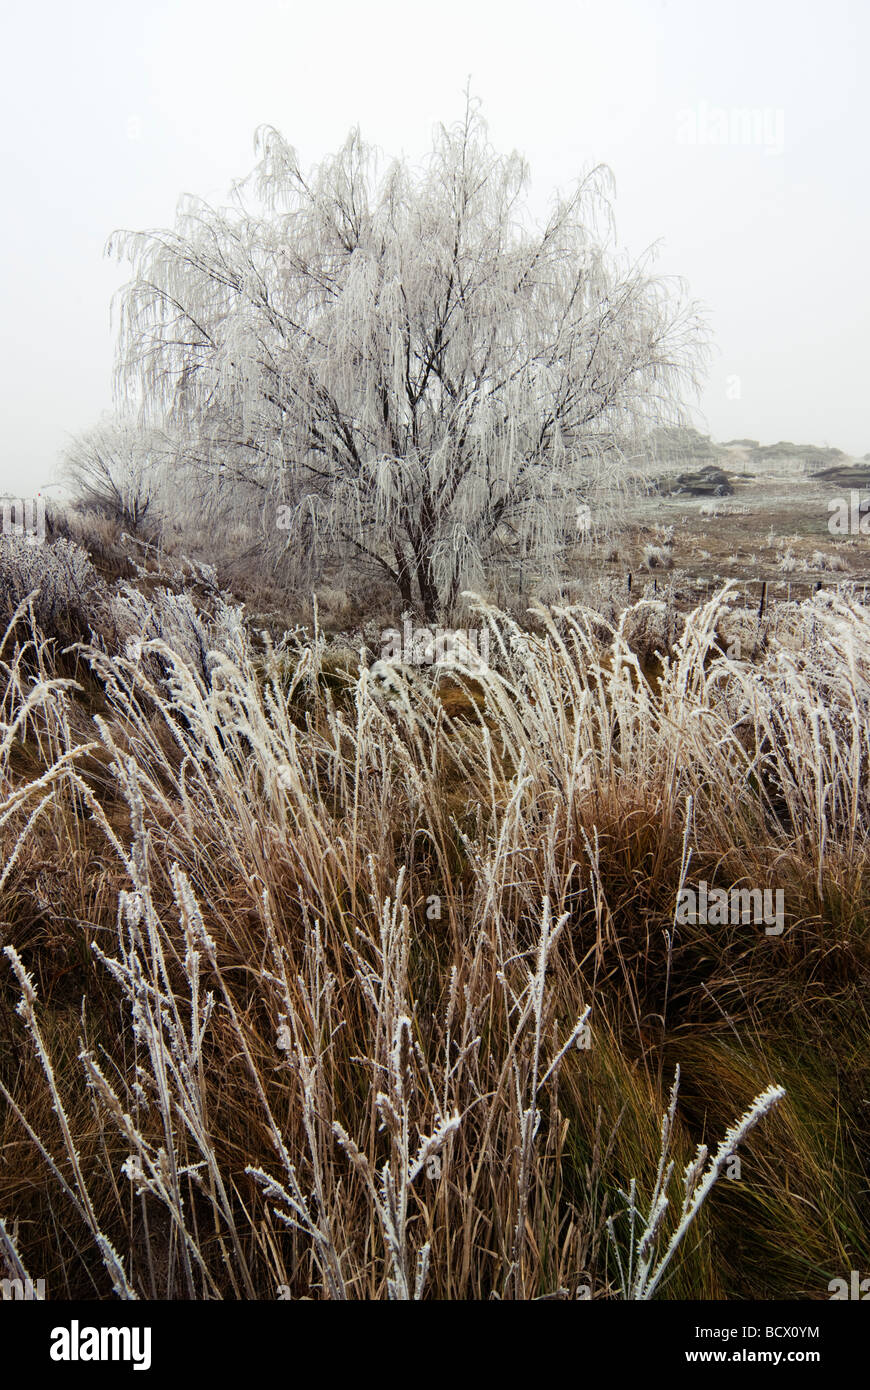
left=1, top=0, right=866, bottom=495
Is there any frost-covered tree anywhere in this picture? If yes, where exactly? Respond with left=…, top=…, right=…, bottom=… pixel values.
left=109, top=98, right=706, bottom=618
left=63, top=416, right=167, bottom=529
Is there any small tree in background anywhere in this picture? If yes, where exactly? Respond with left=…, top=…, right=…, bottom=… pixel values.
left=110, top=97, right=706, bottom=618
left=63, top=416, right=167, bottom=529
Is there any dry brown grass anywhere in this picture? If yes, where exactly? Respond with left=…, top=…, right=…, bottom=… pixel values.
left=0, top=582, right=867, bottom=1299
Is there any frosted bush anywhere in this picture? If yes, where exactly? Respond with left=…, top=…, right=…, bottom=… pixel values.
left=0, top=536, right=110, bottom=645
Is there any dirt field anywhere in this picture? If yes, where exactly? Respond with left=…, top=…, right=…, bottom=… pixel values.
left=578, top=451, right=870, bottom=612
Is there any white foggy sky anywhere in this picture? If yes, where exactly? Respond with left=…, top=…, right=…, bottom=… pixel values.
left=1, top=0, right=867, bottom=496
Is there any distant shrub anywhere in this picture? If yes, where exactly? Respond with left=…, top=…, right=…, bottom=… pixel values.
left=807, top=550, right=848, bottom=573
left=642, top=543, right=674, bottom=570
left=63, top=416, right=168, bottom=530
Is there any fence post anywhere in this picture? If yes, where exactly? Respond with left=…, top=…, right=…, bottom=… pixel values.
left=757, top=581, right=767, bottom=629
